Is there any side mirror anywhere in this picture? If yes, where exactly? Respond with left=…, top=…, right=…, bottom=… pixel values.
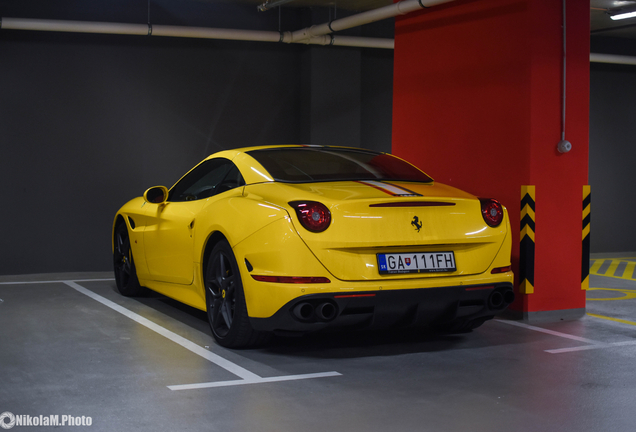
left=143, top=186, right=169, bottom=204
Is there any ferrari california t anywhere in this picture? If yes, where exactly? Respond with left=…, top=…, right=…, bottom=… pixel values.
left=113, top=145, right=514, bottom=347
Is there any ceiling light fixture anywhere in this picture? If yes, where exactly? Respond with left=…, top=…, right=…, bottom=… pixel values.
left=608, top=6, right=636, bottom=20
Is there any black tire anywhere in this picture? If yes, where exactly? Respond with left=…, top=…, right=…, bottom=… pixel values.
left=204, top=241, right=270, bottom=348
left=113, top=223, right=144, bottom=296
left=432, top=316, right=491, bottom=334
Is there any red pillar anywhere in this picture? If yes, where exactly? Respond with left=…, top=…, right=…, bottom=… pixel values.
left=392, top=0, right=589, bottom=319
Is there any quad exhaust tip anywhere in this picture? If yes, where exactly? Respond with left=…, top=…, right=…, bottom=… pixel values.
left=488, top=288, right=515, bottom=310
left=292, top=301, right=338, bottom=322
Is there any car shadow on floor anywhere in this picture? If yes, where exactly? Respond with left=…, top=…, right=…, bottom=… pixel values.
left=118, top=285, right=518, bottom=360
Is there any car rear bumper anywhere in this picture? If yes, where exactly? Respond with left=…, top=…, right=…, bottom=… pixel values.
left=249, top=282, right=514, bottom=333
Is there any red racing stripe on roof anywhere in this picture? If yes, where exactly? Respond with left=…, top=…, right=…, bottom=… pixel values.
left=356, top=180, right=422, bottom=197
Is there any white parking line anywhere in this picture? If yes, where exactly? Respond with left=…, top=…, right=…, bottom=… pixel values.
left=495, top=319, right=636, bottom=354
left=62, top=280, right=341, bottom=389
left=495, top=319, right=602, bottom=344
left=545, top=340, right=636, bottom=354
left=0, top=278, right=115, bottom=285
left=168, top=372, right=342, bottom=391
left=65, top=281, right=261, bottom=380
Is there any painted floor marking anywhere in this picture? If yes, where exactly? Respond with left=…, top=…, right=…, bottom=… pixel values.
left=495, top=319, right=601, bottom=344
left=589, top=259, right=604, bottom=275
left=590, top=259, right=636, bottom=280
left=587, top=288, right=636, bottom=301
left=496, top=318, right=636, bottom=354
left=0, top=278, right=116, bottom=285
left=588, top=313, right=636, bottom=327
left=167, top=372, right=342, bottom=391
left=63, top=281, right=341, bottom=390
left=65, top=281, right=259, bottom=381
left=544, top=340, right=636, bottom=354
left=7, top=278, right=635, bottom=363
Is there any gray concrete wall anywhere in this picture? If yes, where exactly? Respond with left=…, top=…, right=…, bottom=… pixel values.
left=0, top=1, right=394, bottom=275
left=589, top=37, right=636, bottom=253
left=589, top=63, right=636, bottom=253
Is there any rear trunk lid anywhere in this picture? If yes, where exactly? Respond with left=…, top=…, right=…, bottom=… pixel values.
left=251, top=180, right=508, bottom=282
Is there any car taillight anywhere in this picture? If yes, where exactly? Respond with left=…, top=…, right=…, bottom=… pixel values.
left=491, top=265, right=512, bottom=274
left=289, top=201, right=331, bottom=233
left=480, top=198, right=504, bottom=227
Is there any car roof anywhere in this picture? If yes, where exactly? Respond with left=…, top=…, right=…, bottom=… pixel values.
left=198, top=145, right=389, bottom=184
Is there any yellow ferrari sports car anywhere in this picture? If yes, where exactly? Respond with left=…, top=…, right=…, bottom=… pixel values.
left=113, top=145, right=513, bottom=347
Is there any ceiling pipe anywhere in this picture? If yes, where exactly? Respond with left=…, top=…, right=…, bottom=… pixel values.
left=0, top=17, right=393, bottom=49
left=3, top=18, right=631, bottom=57
left=590, top=53, right=636, bottom=65
left=1, top=17, right=149, bottom=36
left=0, top=0, right=451, bottom=49
left=284, top=0, right=453, bottom=43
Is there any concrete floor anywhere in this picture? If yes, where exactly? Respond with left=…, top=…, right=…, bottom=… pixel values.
left=1, top=254, right=635, bottom=432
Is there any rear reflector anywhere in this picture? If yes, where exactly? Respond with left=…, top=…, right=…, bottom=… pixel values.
left=369, top=202, right=455, bottom=208
left=491, top=266, right=512, bottom=274
left=251, top=275, right=331, bottom=284
left=333, top=293, right=377, bottom=299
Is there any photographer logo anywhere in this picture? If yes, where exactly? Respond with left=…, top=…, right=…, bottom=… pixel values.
left=0, top=412, right=15, bottom=430
left=0, top=412, right=91, bottom=429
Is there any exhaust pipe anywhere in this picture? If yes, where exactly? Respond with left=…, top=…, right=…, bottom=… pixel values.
left=503, top=290, right=515, bottom=305
left=488, top=291, right=505, bottom=309
left=292, top=301, right=339, bottom=322
left=315, top=302, right=337, bottom=322
left=488, top=288, right=515, bottom=310
left=293, top=303, right=314, bottom=321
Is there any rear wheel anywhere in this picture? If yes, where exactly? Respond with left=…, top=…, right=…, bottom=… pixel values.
left=113, top=223, right=144, bottom=296
left=205, top=241, right=269, bottom=348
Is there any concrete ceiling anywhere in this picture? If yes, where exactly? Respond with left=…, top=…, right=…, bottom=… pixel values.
left=212, top=0, right=394, bottom=11
left=591, top=0, right=636, bottom=38
left=217, top=0, right=636, bottom=39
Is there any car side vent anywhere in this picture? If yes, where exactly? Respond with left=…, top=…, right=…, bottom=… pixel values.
left=127, top=216, right=136, bottom=230
left=244, top=259, right=254, bottom=272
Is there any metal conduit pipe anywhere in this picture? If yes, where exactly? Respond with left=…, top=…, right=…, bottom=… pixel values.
left=590, top=53, right=636, bottom=65
left=1, top=17, right=150, bottom=36
left=329, top=36, right=394, bottom=49
left=0, top=0, right=452, bottom=49
left=0, top=17, right=394, bottom=49
left=3, top=19, right=630, bottom=57
left=151, top=24, right=283, bottom=42
left=285, top=0, right=454, bottom=43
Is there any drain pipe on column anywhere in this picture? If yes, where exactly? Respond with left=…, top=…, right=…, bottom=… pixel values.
left=557, top=0, right=572, bottom=154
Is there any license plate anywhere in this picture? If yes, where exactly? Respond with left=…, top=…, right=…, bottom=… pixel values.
left=377, top=252, right=456, bottom=274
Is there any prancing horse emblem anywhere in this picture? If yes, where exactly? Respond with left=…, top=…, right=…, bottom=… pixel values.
left=411, top=216, right=422, bottom=232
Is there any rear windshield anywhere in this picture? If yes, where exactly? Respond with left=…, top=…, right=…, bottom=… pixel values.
left=247, top=147, right=433, bottom=183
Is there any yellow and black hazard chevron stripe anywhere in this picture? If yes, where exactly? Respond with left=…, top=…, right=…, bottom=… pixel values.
left=519, top=186, right=535, bottom=294
left=582, top=185, right=591, bottom=290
